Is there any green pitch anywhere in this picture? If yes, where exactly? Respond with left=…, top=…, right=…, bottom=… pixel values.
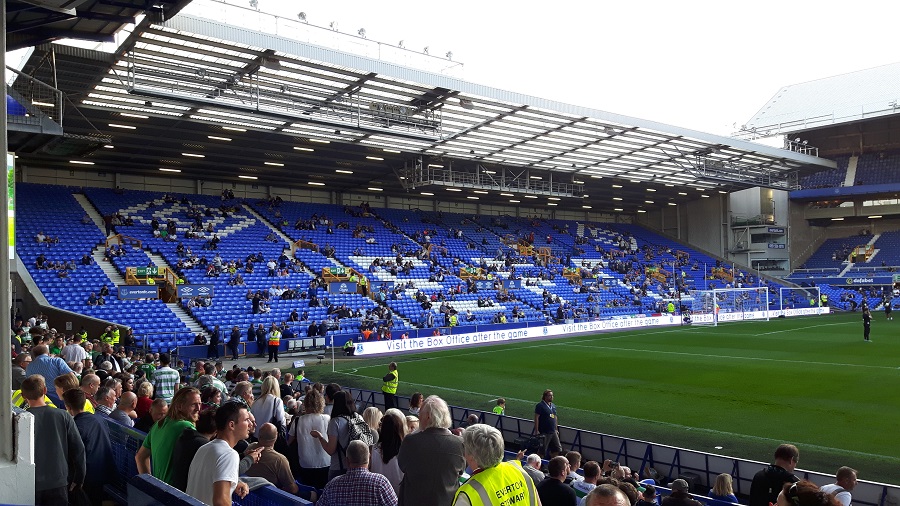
left=310, top=312, right=899, bottom=484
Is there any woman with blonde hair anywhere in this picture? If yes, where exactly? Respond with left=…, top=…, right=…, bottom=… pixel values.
left=709, top=473, right=738, bottom=503
left=288, top=389, right=330, bottom=489
left=362, top=406, right=383, bottom=445
left=135, top=381, right=153, bottom=418
left=250, top=375, right=285, bottom=439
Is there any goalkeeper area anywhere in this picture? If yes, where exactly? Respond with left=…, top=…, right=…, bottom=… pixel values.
left=316, top=311, right=900, bottom=485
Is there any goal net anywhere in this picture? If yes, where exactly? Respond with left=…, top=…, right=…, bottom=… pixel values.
left=690, top=287, right=770, bottom=326
left=779, top=287, right=821, bottom=311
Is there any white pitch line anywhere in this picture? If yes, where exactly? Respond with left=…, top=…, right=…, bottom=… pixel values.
left=333, top=371, right=900, bottom=462
left=558, top=343, right=899, bottom=370
left=752, top=321, right=854, bottom=336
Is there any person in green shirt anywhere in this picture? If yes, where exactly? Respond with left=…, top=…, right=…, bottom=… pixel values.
left=492, top=398, right=506, bottom=416
left=135, top=387, right=201, bottom=485
left=138, top=354, right=156, bottom=379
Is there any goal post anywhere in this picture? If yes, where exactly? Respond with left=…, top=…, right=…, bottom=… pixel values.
left=689, top=287, right=771, bottom=326
left=779, top=286, right=821, bottom=311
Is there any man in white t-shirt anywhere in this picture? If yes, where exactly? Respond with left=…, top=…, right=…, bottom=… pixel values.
left=820, top=466, right=857, bottom=506
left=186, top=402, right=251, bottom=506
left=60, top=336, right=88, bottom=365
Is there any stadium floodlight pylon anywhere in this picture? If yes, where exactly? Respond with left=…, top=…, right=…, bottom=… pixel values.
left=779, top=286, right=821, bottom=312
left=692, top=287, right=770, bottom=326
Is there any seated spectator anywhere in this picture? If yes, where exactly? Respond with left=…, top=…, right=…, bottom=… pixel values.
left=708, top=473, right=738, bottom=503
left=537, top=456, right=578, bottom=506
left=662, top=479, right=703, bottom=506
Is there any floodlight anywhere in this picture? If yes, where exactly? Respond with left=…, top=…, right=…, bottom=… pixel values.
left=329, top=21, right=337, bottom=30
left=248, top=0, right=258, bottom=9
left=423, top=46, right=429, bottom=54
left=398, top=40, right=404, bottom=48
left=298, top=12, right=307, bottom=22
left=358, top=28, right=366, bottom=38
left=445, top=51, right=453, bottom=60
left=794, top=137, right=801, bottom=142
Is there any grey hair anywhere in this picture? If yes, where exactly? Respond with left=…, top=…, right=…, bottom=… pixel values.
left=462, top=424, right=504, bottom=469
left=421, top=395, right=452, bottom=429
left=346, top=439, right=370, bottom=466
left=527, top=453, right=542, bottom=466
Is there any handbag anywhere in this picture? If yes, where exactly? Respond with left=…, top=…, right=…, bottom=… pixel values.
left=268, top=397, right=290, bottom=455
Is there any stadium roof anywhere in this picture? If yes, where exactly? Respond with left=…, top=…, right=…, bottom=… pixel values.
left=11, top=2, right=836, bottom=213
left=742, top=62, right=900, bottom=137
left=5, top=0, right=191, bottom=50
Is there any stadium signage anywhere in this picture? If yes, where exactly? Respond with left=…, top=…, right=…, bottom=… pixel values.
left=767, top=243, right=786, bottom=249
left=768, top=227, right=785, bottom=234
left=502, top=279, right=522, bottom=289
left=475, top=280, right=495, bottom=291
left=814, top=276, right=893, bottom=286
left=136, top=266, right=159, bottom=276
left=329, top=281, right=357, bottom=294
left=118, top=285, right=159, bottom=300
left=324, top=267, right=347, bottom=276
left=353, top=307, right=830, bottom=356
left=177, top=284, right=215, bottom=298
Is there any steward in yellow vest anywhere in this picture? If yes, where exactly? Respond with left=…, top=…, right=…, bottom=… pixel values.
left=381, top=362, right=399, bottom=410
left=454, top=424, right=537, bottom=506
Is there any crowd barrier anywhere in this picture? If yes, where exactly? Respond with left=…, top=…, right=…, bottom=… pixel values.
left=104, top=419, right=310, bottom=505
left=346, top=388, right=897, bottom=506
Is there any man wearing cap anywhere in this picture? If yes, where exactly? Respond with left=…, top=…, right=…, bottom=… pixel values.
left=749, top=444, right=800, bottom=506
left=662, top=479, right=702, bottom=506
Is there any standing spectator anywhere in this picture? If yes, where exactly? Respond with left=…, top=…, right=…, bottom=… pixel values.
left=185, top=401, right=251, bottom=505
left=255, top=324, right=267, bottom=358
left=397, top=395, right=466, bottom=506
left=152, top=353, right=181, bottom=403
left=228, top=325, right=241, bottom=360
left=635, top=485, right=659, bottom=506
left=135, top=381, right=154, bottom=418
left=289, top=389, right=331, bottom=489
left=317, top=440, right=397, bottom=506
left=26, top=344, right=73, bottom=385
left=492, top=397, right=506, bottom=416
left=408, top=392, right=422, bottom=415
left=370, top=408, right=407, bottom=494
left=61, top=334, right=88, bottom=365
left=533, top=389, right=562, bottom=458
left=819, top=467, right=858, bottom=506
left=135, top=387, right=202, bottom=485
left=250, top=376, right=285, bottom=440
left=11, top=353, right=31, bottom=390
left=749, top=444, right=800, bottom=506
left=266, top=324, right=282, bottom=363
left=536, top=455, right=578, bottom=506
left=708, top=473, right=738, bottom=503
left=135, top=398, right=168, bottom=433
left=382, top=362, right=399, bottom=410
left=208, top=325, right=220, bottom=360
left=310, top=390, right=373, bottom=480
left=80, top=374, right=101, bottom=408
left=63, top=388, right=113, bottom=505
left=453, top=424, right=538, bottom=506
left=168, top=410, right=219, bottom=492
left=244, top=423, right=299, bottom=495
left=21, top=375, right=86, bottom=506
left=110, top=391, right=138, bottom=427
left=573, top=461, right=602, bottom=500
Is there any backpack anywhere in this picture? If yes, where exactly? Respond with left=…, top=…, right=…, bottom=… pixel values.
left=336, top=413, right=375, bottom=470
left=342, top=413, right=375, bottom=445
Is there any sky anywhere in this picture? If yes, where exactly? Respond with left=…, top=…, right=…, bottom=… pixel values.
left=239, top=0, right=900, bottom=138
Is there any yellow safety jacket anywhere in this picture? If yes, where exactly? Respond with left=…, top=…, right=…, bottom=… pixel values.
left=268, top=330, right=282, bottom=347
left=453, top=460, right=537, bottom=506
left=382, top=369, right=398, bottom=395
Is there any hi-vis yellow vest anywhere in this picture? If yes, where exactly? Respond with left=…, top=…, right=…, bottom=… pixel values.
left=382, top=369, right=398, bottom=395
left=268, top=330, right=282, bottom=346
left=453, top=461, right=536, bottom=506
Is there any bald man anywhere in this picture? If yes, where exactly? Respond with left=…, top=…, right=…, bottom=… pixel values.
left=110, top=391, right=138, bottom=427
left=243, top=423, right=298, bottom=495
left=585, top=484, right=630, bottom=506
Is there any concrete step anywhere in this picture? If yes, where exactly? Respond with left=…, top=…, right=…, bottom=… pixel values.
left=74, top=193, right=111, bottom=236
left=92, top=245, right=126, bottom=286
left=166, top=303, right=206, bottom=334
